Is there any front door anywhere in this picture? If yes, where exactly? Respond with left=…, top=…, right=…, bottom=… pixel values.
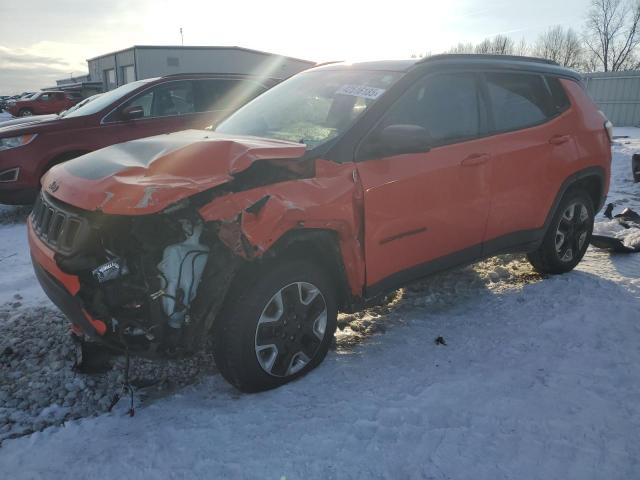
left=356, top=72, right=493, bottom=291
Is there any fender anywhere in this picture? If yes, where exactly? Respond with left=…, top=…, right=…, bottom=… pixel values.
left=198, top=159, right=366, bottom=297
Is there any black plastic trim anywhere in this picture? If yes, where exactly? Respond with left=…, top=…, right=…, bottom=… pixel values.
left=31, top=257, right=101, bottom=340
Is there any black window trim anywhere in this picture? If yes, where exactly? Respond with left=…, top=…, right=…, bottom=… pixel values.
left=480, top=70, right=573, bottom=138
left=324, top=65, right=579, bottom=164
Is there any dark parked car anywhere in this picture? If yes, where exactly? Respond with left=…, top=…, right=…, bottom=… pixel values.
left=0, top=96, right=11, bottom=111
left=0, top=74, right=280, bottom=204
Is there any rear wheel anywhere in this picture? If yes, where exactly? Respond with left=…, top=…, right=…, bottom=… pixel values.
left=18, top=108, right=33, bottom=117
left=213, top=259, right=337, bottom=393
left=527, top=190, right=594, bottom=274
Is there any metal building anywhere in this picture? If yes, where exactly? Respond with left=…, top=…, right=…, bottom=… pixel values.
left=86, top=45, right=315, bottom=92
left=46, top=74, right=104, bottom=97
left=583, top=71, right=640, bottom=127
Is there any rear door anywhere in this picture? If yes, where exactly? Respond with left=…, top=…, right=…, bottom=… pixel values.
left=193, top=78, right=269, bottom=127
left=34, top=93, right=54, bottom=114
left=356, top=72, right=493, bottom=290
left=481, top=72, right=576, bottom=249
left=53, top=92, right=68, bottom=113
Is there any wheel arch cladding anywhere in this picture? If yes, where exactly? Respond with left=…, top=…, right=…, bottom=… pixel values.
left=545, top=167, right=606, bottom=231
left=568, top=174, right=604, bottom=212
left=261, top=229, right=356, bottom=311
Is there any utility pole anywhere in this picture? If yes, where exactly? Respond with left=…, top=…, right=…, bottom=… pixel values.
left=180, top=27, right=184, bottom=46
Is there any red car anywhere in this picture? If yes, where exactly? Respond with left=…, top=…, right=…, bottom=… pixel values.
left=0, top=74, right=280, bottom=204
left=5, top=91, right=80, bottom=117
left=29, top=55, right=612, bottom=392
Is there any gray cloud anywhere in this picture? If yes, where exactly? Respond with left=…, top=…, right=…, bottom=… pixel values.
left=0, top=47, right=80, bottom=94
left=0, top=50, right=68, bottom=67
left=0, top=67, right=68, bottom=94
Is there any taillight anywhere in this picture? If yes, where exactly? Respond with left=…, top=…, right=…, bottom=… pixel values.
left=598, top=110, right=614, bottom=143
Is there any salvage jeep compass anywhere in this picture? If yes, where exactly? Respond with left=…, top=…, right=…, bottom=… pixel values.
left=29, top=55, right=612, bottom=392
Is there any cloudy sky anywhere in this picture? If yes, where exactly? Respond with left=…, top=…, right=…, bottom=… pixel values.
left=1, top=0, right=590, bottom=94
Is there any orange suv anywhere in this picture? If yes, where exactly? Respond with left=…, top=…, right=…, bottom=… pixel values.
left=29, top=55, right=612, bottom=392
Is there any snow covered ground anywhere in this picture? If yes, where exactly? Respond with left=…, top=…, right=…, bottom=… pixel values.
left=0, top=130, right=639, bottom=479
left=0, top=111, right=14, bottom=122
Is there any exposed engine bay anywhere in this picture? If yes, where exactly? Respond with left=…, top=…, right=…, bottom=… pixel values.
left=32, top=193, right=242, bottom=356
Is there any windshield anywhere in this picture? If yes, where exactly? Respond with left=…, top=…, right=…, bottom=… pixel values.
left=59, top=94, right=101, bottom=117
left=63, top=79, right=156, bottom=118
left=215, top=69, right=401, bottom=149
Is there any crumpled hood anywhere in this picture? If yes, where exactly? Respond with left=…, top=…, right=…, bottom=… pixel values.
left=42, top=130, right=307, bottom=215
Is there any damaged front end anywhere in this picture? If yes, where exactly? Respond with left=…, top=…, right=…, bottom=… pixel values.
left=30, top=192, right=241, bottom=356
left=29, top=132, right=365, bottom=361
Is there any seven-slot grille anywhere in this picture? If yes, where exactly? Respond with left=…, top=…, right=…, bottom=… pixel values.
left=31, top=193, right=86, bottom=255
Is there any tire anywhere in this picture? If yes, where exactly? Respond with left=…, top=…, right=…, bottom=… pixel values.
left=527, top=189, right=594, bottom=274
left=18, top=108, right=33, bottom=117
left=213, top=258, right=338, bottom=393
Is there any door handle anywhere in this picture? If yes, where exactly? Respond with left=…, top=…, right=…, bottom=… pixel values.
left=460, top=153, right=489, bottom=167
left=549, top=135, right=570, bottom=145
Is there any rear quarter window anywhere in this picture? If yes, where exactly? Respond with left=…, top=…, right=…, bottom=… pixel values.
left=545, top=76, right=571, bottom=114
left=485, top=72, right=559, bottom=133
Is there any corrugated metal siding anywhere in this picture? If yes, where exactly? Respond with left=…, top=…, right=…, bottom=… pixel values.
left=135, top=47, right=313, bottom=81
left=583, top=71, right=640, bottom=127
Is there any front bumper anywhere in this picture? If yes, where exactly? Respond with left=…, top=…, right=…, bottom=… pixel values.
left=28, top=219, right=107, bottom=339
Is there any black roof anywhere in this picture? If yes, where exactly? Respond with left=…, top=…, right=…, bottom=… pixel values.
left=420, top=54, right=558, bottom=66
left=313, top=54, right=581, bottom=81
left=418, top=54, right=580, bottom=80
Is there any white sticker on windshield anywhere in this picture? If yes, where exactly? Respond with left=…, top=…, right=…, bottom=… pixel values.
left=336, top=84, right=386, bottom=100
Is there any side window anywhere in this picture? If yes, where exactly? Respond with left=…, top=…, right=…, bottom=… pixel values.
left=119, top=81, right=195, bottom=119
left=194, top=79, right=268, bottom=112
left=39, top=94, right=51, bottom=102
left=485, top=73, right=556, bottom=132
left=381, top=73, right=481, bottom=144
left=55, top=93, right=65, bottom=101
left=545, top=76, right=571, bottom=114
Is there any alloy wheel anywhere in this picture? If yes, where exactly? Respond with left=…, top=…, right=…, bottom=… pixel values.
left=555, top=202, right=590, bottom=262
left=254, top=282, right=328, bottom=378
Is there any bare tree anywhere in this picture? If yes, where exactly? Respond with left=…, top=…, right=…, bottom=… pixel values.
left=584, top=0, right=640, bottom=71
left=446, top=42, right=475, bottom=54
left=513, top=37, right=530, bottom=56
left=442, top=35, right=529, bottom=58
left=474, top=35, right=515, bottom=55
left=533, top=26, right=583, bottom=68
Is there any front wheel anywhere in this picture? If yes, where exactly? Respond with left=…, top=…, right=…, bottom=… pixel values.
left=213, top=259, right=337, bottom=393
left=18, top=108, right=33, bottom=117
left=527, top=190, right=594, bottom=274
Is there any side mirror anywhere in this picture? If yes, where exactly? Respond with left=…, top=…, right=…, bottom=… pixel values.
left=121, top=105, right=144, bottom=121
left=374, top=124, right=432, bottom=156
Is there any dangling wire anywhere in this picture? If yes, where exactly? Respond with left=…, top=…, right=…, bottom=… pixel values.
left=107, top=347, right=135, bottom=417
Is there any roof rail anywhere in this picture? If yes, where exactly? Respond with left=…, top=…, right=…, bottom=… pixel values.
left=313, top=60, right=344, bottom=68
left=418, top=54, right=559, bottom=66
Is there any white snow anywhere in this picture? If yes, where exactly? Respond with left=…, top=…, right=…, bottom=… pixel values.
left=0, top=223, right=49, bottom=307
left=0, top=111, right=14, bottom=122
left=0, top=129, right=639, bottom=479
